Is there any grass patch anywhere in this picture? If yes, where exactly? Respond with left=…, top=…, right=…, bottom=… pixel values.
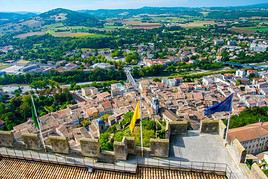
left=0, top=63, right=11, bottom=70
left=103, top=25, right=126, bottom=29
left=100, top=112, right=166, bottom=151
left=171, top=69, right=236, bottom=79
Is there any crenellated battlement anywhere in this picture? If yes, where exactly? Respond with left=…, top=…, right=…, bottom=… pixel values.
left=0, top=120, right=225, bottom=162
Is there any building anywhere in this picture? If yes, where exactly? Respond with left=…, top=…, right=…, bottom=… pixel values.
left=91, top=63, right=114, bottom=69
left=250, top=42, right=268, bottom=52
left=236, top=70, right=246, bottom=78
left=21, top=64, right=40, bottom=72
left=228, top=122, right=268, bottom=154
left=151, top=97, right=160, bottom=115
left=81, top=87, right=98, bottom=97
left=162, top=77, right=183, bottom=87
left=111, top=83, right=125, bottom=97
left=64, top=63, right=79, bottom=70
left=161, top=109, right=180, bottom=122
left=214, top=39, right=225, bottom=46
left=228, top=40, right=237, bottom=46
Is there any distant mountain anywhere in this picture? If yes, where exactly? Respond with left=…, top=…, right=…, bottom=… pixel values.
left=241, top=3, right=268, bottom=8
left=80, top=3, right=268, bottom=19
left=80, top=7, right=201, bottom=19
left=0, top=12, right=36, bottom=25
left=37, top=8, right=102, bottom=27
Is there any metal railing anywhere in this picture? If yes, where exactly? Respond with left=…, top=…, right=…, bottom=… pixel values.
left=135, top=157, right=238, bottom=179
left=0, top=146, right=238, bottom=178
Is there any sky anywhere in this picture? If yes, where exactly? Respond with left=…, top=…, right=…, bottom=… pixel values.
left=0, top=0, right=267, bottom=12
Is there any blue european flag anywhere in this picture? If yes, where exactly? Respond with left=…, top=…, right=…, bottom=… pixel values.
left=204, top=93, right=234, bottom=116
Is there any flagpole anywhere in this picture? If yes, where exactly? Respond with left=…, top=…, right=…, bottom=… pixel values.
left=139, top=94, right=143, bottom=157
left=225, top=112, right=231, bottom=141
left=31, top=95, right=46, bottom=151
left=225, top=94, right=233, bottom=142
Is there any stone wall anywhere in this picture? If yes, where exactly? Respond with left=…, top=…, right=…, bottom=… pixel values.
left=241, top=163, right=268, bottom=179
left=201, top=120, right=219, bottom=134
left=22, top=133, right=42, bottom=151
left=251, top=163, right=268, bottom=179
left=98, top=151, right=115, bottom=163
left=136, top=147, right=151, bottom=157
left=114, top=140, right=128, bottom=161
left=0, top=118, right=174, bottom=159
left=124, top=137, right=136, bottom=155
left=0, top=131, right=14, bottom=147
left=219, top=120, right=226, bottom=139
left=150, top=139, right=169, bottom=158
left=228, top=139, right=246, bottom=164
left=168, top=121, right=188, bottom=136
left=80, top=138, right=100, bottom=158
left=48, top=136, right=69, bottom=154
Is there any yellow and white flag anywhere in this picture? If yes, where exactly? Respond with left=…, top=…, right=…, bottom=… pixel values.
left=129, top=102, right=141, bottom=133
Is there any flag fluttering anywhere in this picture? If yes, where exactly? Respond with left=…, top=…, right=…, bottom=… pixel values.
left=129, top=102, right=141, bottom=133
left=31, top=106, right=39, bottom=129
left=204, top=93, right=234, bottom=116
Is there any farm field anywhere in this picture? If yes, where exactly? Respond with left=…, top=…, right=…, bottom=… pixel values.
left=179, top=20, right=216, bottom=28
left=124, top=21, right=161, bottom=29
left=15, top=32, right=47, bottom=39
left=48, top=31, right=108, bottom=38
left=246, top=27, right=268, bottom=32
left=231, top=26, right=268, bottom=34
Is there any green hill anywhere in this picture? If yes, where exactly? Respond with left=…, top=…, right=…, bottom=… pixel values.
left=38, top=8, right=102, bottom=27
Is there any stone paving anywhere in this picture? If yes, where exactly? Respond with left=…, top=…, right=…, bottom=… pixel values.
left=169, top=130, right=248, bottom=179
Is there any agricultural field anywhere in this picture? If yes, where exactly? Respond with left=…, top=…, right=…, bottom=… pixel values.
left=48, top=31, right=108, bottom=38
left=15, top=31, right=47, bottom=39
left=179, top=20, right=216, bottom=28
left=231, top=26, right=268, bottom=34
left=124, top=21, right=161, bottom=29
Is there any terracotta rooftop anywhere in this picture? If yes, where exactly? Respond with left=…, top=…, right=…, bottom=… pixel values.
left=0, top=158, right=226, bottom=179
left=228, top=122, right=268, bottom=142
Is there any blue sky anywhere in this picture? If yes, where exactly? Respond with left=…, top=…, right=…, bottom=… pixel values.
left=0, top=0, right=267, bottom=12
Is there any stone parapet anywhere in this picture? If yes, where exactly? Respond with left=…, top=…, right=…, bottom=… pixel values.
left=0, top=131, right=14, bottom=147
left=48, top=136, right=69, bottom=154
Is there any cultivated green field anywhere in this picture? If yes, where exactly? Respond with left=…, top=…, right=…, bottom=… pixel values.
left=246, top=27, right=268, bottom=32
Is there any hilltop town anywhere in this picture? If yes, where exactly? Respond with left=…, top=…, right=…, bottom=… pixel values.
left=0, top=3, right=268, bottom=179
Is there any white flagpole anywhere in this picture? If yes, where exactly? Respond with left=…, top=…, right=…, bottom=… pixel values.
left=139, top=95, right=143, bottom=157
left=225, top=112, right=231, bottom=141
left=31, top=95, right=46, bottom=151
left=225, top=94, right=234, bottom=142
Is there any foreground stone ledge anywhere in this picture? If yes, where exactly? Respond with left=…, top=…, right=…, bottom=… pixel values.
left=0, top=131, right=14, bottom=147
left=150, top=138, right=169, bottom=158
left=22, top=133, right=42, bottom=151
left=80, top=138, right=100, bottom=158
left=168, top=120, right=188, bottom=135
left=48, top=136, right=69, bottom=154
left=201, top=119, right=219, bottom=134
left=114, top=141, right=128, bottom=161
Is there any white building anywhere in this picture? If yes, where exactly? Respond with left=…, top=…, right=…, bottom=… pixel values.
left=81, top=87, right=98, bottom=97
left=250, top=42, right=268, bottom=52
left=236, top=70, right=246, bottom=78
left=228, top=122, right=268, bottom=154
left=111, top=83, right=125, bottom=97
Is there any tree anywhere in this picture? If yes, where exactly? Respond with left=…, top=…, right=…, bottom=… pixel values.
left=125, top=52, right=139, bottom=65
left=30, top=80, right=48, bottom=90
